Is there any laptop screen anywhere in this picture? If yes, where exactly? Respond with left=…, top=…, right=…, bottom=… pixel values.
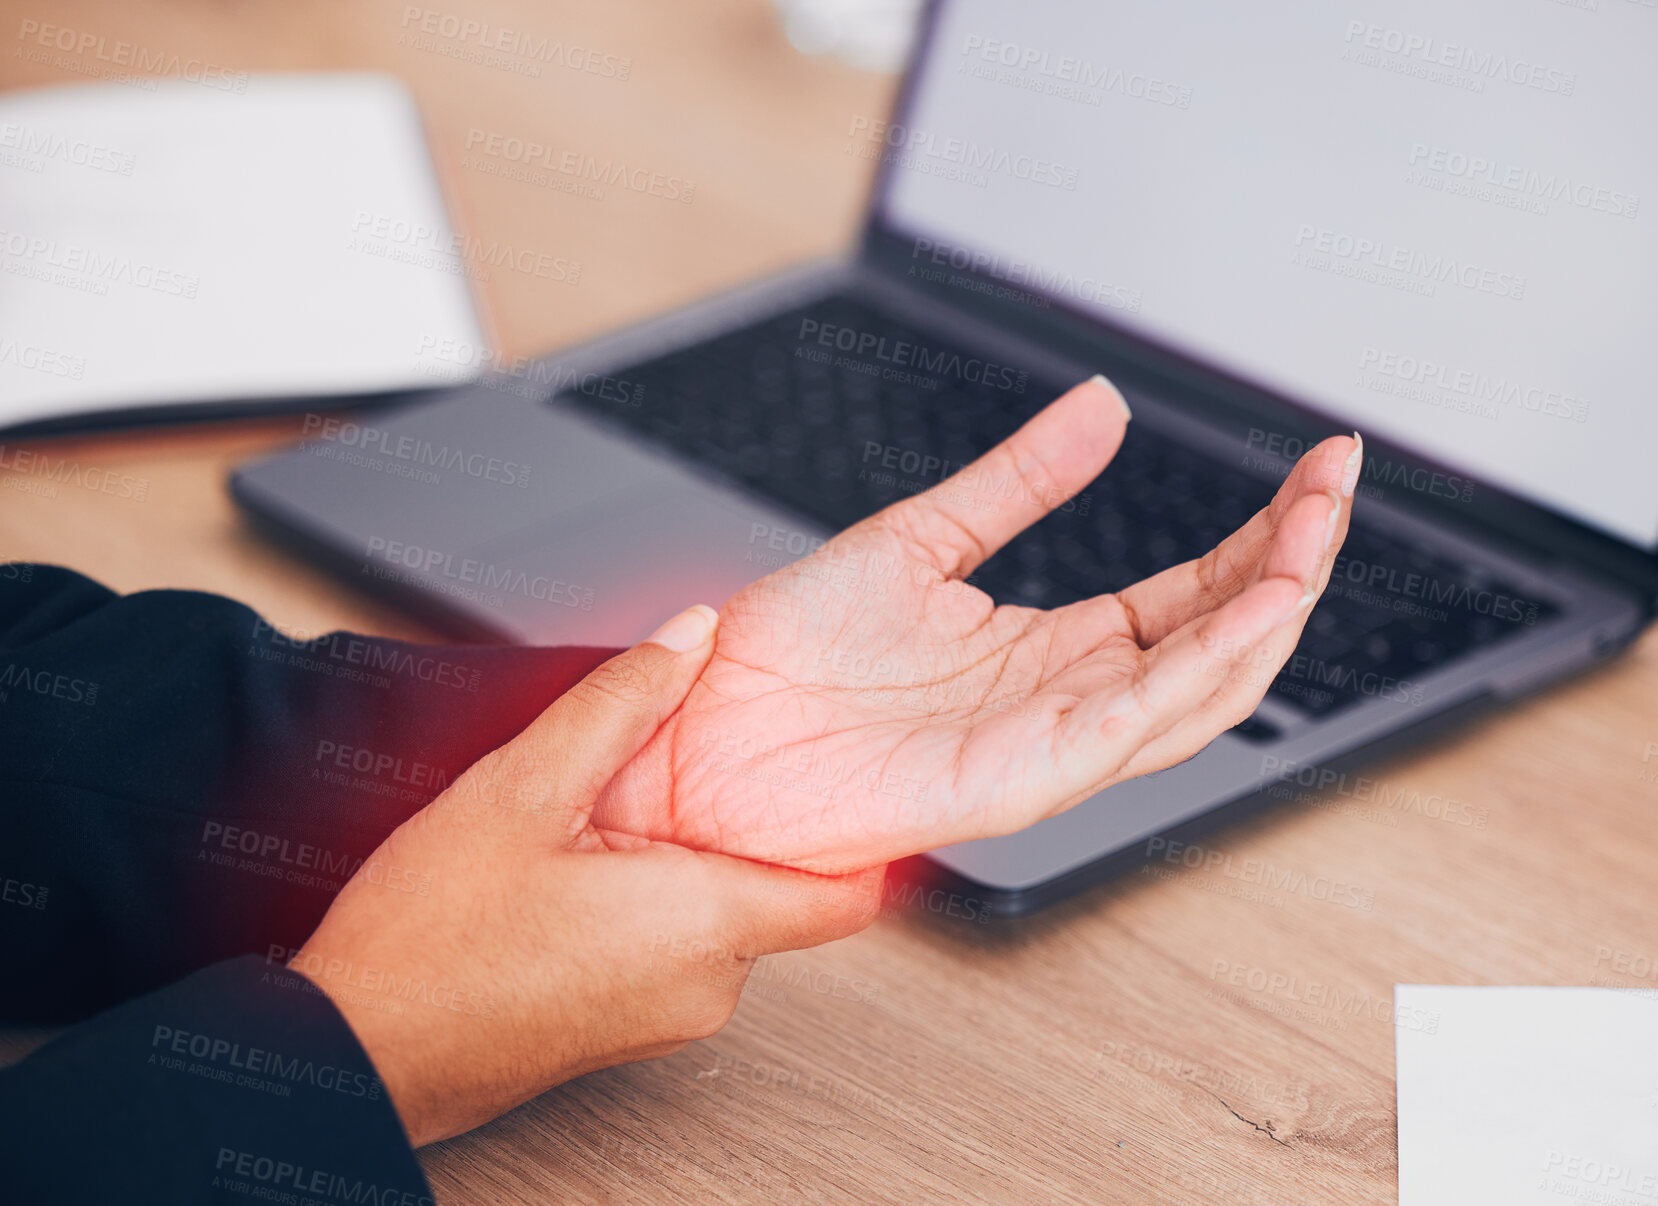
left=877, top=0, right=1658, bottom=548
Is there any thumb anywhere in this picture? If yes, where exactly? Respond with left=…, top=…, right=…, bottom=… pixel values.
left=710, top=860, right=888, bottom=957
left=474, top=604, right=719, bottom=837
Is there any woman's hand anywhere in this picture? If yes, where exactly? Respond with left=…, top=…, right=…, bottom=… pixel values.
left=593, top=375, right=1362, bottom=873
left=293, top=605, right=882, bottom=1147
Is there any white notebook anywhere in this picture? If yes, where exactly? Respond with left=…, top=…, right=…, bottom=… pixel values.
left=1396, top=985, right=1658, bottom=1205
left=0, top=73, right=487, bottom=431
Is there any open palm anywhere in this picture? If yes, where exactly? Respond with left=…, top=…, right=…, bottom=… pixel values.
left=593, top=378, right=1361, bottom=874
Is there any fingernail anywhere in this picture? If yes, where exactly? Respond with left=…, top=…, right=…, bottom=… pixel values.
left=1089, top=373, right=1132, bottom=421
left=1322, top=489, right=1342, bottom=552
left=646, top=604, right=718, bottom=652
left=1340, top=432, right=1363, bottom=498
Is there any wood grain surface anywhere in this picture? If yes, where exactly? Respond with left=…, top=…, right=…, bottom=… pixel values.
left=3, top=3, right=1655, bottom=1202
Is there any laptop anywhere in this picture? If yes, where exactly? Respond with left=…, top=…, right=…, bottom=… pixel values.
left=232, top=0, right=1657, bottom=914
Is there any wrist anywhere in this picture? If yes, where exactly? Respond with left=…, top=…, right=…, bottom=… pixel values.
left=289, top=940, right=441, bottom=1147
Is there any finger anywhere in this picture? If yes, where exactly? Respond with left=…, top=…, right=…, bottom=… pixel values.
left=1114, top=434, right=1361, bottom=647
left=464, top=604, right=720, bottom=836
left=1258, top=486, right=1345, bottom=599
left=837, top=374, right=1132, bottom=581
left=1052, top=520, right=1326, bottom=801
left=696, top=856, right=887, bottom=957
left=1113, top=488, right=1351, bottom=775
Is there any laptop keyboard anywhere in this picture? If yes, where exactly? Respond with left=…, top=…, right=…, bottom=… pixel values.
left=553, top=292, right=1555, bottom=722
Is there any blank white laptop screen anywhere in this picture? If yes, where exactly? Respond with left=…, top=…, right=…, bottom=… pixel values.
left=882, top=0, right=1658, bottom=546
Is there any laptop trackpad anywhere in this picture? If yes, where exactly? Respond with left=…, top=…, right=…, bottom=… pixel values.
left=459, top=478, right=826, bottom=646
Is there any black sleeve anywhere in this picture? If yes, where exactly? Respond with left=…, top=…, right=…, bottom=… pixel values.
left=0, top=563, right=617, bottom=1023
left=0, top=955, right=433, bottom=1205
left=0, top=563, right=628, bottom=1200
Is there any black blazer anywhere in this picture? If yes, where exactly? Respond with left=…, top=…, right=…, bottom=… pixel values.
left=0, top=565, right=617, bottom=1203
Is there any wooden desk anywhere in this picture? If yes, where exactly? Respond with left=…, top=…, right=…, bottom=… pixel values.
left=5, top=4, right=1656, bottom=1202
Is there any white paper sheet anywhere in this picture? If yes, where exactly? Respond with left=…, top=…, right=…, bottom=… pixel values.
left=0, top=73, right=486, bottom=428
left=1396, top=986, right=1658, bottom=1206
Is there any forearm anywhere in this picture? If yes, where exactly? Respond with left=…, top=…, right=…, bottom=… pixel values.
left=0, top=956, right=431, bottom=1205
left=0, top=563, right=619, bottom=1021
